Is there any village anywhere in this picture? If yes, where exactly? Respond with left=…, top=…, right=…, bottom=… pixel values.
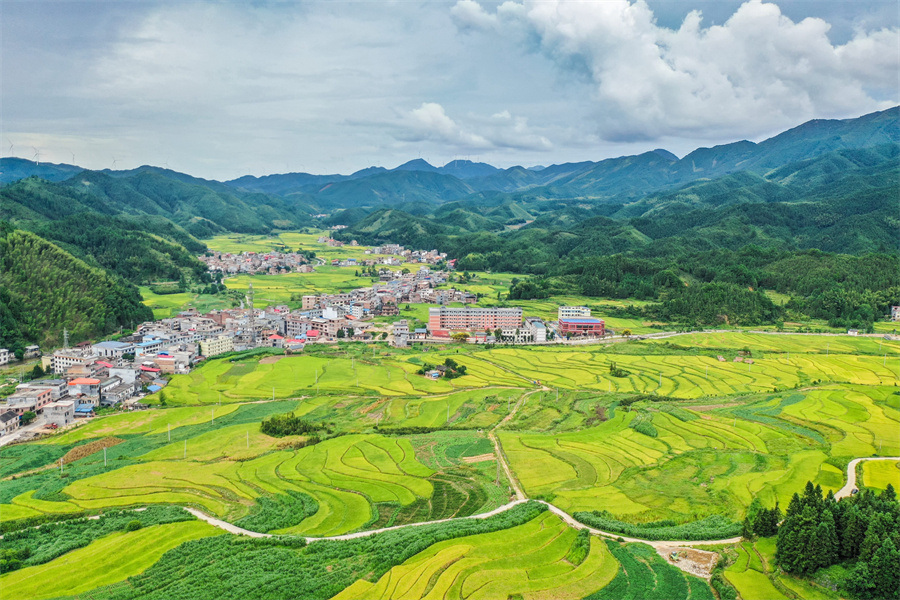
left=0, top=248, right=609, bottom=443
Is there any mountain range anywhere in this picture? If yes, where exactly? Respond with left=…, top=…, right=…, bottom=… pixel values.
left=0, top=106, right=897, bottom=350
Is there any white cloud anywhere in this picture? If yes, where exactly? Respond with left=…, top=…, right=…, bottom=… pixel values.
left=400, top=103, right=552, bottom=152
left=452, top=0, right=900, bottom=141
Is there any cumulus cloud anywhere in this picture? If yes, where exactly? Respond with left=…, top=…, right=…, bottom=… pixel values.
left=400, top=103, right=552, bottom=151
left=451, top=0, right=900, bottom=141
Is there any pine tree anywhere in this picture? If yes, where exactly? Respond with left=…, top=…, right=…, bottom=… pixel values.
left=814, top=509, right=839, bottom=568
left=870, top=538, right=900, bottom=600
left=841, top=505, right=867, bottom=560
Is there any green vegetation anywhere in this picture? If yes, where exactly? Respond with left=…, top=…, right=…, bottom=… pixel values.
left=777, top=482, right=899, bottom=600
left=71, top=502, right=547, bottom=600
left=585, top=540, right=715, bottom=600
left=862, top=460, right=900, bottom=491
left=0, top=520, right=221, bottom=600
left=0, top=506, right=194, bottom=572
left=333, top=511, right=618, bottom=600
left=574, top=512, right=740, bottom=541
left=0, top=227, right=152, bottom=350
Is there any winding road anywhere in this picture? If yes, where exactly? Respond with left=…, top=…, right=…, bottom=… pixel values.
left=180, top=456, right=898, bottom=548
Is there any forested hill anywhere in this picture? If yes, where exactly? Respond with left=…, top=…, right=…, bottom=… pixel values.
left=0, top=226, right=152, bottom=354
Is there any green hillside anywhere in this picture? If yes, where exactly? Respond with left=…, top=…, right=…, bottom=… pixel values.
left=0, top=226, right=152, bottom=352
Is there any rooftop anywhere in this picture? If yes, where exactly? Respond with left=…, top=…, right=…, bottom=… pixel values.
left=69, top=378, right=101, bottom=385
left=559, top=318, right=605, bottom=324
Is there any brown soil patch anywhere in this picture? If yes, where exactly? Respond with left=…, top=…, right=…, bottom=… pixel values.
left=359, top=398, right=388, bottom=416
left=259, top=355, right=285, bottom=364
left=63, top=437, right=125, bottom=464
left=655, top=545, right=720, bottom=579
left=462, top=453, right=495, bottom=464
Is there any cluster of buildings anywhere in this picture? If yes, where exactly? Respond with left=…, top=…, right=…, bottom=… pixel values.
left=0, top=345, right=168, bottom=435
left=418, top=305, right=605, bottom=344
left=199, top=251, right=314, bottom=275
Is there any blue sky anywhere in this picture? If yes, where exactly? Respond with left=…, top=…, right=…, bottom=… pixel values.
left=2, top=0, right=897, bottom=180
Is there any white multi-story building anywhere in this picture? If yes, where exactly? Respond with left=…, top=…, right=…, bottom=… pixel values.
left=49, top=349, right=99, bottom=375
left=525, top=317, right=548, bottom=343
left=92, top=341, right=135, bottom=359
left=199, top=336, right=235, bottom=357
left=558, top=306, right=591, bottom=320
left=0, top=348, right=9, bottom=366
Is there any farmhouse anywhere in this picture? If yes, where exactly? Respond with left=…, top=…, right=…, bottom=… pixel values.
left=0, top=411, right=19, bottom=435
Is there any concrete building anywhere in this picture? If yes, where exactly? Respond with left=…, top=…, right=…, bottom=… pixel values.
left=892, top=306, right=900, bottom=322
left=23, top=379, right=69, bottom=400
left=49, top=349, right=99, bottom=375
left=92, top=341, right=135, bottom=360
left=7, top=388, right=52, bottom=415
left=68, top=377, right=101, bottom=397
left=558, top=306, right=591, bottom=320
left=0, top=348, right=9, bottom=366
left=44, top=400, right=75, bottom=428
left=427, top=306, right=523, bottom=337
left=23, top=345, right=41, bottom=359
left=199, top=335, right=235, bottom=357
left=0, top=411, right=19, bottom=435
left=558, top=317, right=606, bottom=337
left=525, top=317, right=548, bottom=343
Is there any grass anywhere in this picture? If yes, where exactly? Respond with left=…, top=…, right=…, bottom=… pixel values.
left=0, top=521, right=221, bottom=600
left=332, top=511, right=619, bottom=600
left=861, top=460, right=900, bottom=491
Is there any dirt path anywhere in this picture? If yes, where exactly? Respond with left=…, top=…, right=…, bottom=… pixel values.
left=835, top=456, right=900, bottom=499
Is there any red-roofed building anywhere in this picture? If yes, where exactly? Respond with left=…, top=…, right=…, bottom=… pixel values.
left=68, top=377, right=101, bottom=396
left=558, top=317, right=605, bottom=337
left=268, top=334, right=284, bottom=348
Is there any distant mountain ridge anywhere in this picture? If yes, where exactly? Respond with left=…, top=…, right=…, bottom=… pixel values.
left=2, top=107, right=896, bottom=211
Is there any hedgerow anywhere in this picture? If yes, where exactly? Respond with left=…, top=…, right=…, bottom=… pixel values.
left=574, top=511, right=740, bottom=541
left=234, top=491, right=318, bottom=533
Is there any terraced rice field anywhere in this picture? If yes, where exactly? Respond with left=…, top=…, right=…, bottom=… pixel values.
left=725, top=539, right=788, bottom=600
left=463, top=346, right=900, bottom=396
left=501, top=384, right=898, bottom=522
left=0, top=521, right=221, bottom=600
left=38, top=404, right=242, bottom=444
left=333, top=511, right=619, bottom=600
left=646, top=332, right=900, bottom=357
left=861, top=459, right=900, bottom=491
left=52, top=432, right=501, bottom=536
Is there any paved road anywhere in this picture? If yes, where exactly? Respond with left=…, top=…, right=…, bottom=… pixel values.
left=0, top=417, right=47, bottom=448
left=835, top=456, right=900, bottom=499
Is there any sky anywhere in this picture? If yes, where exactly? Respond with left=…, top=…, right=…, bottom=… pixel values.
left=2, top=0, right=898, bottom=180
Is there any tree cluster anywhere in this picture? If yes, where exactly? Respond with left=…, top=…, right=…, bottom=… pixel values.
left=259, top=412, right=324, bottom=438
left=776, top=481, right=899, bottom=600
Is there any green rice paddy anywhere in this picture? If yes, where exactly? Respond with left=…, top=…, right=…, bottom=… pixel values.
left=0, top=521, right=221, bottom=600
left=333, top=511, right=619, bottom=600
left=861, top=460, right=900, bottom=491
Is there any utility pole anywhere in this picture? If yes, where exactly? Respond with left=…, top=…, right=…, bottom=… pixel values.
left=168, top=423, right=170, bottom=442
left=247, top=431, right=250, bottom=449
left=183, top=440, right=187, bottom=459
left=211, top=409, right=214, bottom=424
left=104, top=447, right=107, bottom=466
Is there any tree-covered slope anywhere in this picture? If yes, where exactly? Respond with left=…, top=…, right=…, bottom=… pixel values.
left=0, top=226, right=152, bottom=352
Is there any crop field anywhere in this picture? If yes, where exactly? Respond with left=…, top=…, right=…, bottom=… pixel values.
left=224, top=268, right=365, bottom=305
left=500, top=384, right=898, bottom=523
left=725, top=539, right=789, bottom=600
left=49, top=431, right=501, bottom=536
left=861, top=460, right=900, bottom=491
left=139, top=286, right=233, bottom=319
left=723, top=537, right=840, bottom=600
left=586, top=541, right=714, bottom=600
left=333, top=511, right=619, bottom=600
left=645, top=332, right=900, bottom=357
left=0, top=521, right=221, bottom=600
left=154, top=350, right=526, bottom=404
left=466, top=346, right=900, bottom=395
left=38, top=404, right=242, bottom=444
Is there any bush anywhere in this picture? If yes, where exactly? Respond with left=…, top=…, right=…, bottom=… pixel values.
left=573, top=511, right=741, bottom=541
left=125, top=520, right=142, bottom=531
